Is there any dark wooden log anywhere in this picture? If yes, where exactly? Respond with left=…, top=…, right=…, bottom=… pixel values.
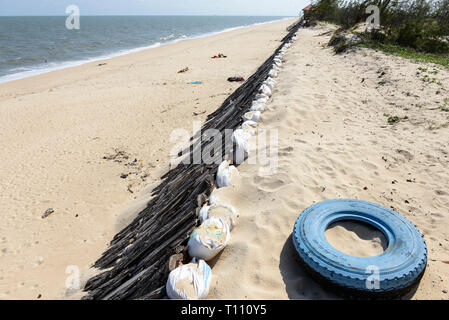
left=82, top=21, right=301, bottom=300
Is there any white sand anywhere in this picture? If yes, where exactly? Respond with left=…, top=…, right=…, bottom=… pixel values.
left=1, top=20, right=448, bottom=300
left=207, top=24, right=449, bottom=300
left=325, top=221, right=388, bottom=257
left=0, top=18, right=296, bottom=300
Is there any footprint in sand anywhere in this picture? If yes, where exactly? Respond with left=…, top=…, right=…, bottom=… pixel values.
left=278, top=146, right=294, bottom=157
left=253, top=175, right=289, bottom=193
left=361, top=160, right=378, bottom=170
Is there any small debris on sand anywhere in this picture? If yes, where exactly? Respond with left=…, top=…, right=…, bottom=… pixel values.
left=177, top=67, right=189, bottom=73
left=227, top=77, right=245, bottom=82
left=42, top=208, right=54, bottom=219
left=211, top=53, right=227, bottom=59
left=103, top=149, right=129, bottom=163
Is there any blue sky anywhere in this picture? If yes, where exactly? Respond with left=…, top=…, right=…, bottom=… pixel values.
left=0, top=0, right=311, bottom=16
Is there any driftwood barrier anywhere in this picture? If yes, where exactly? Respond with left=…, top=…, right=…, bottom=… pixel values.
left=83, top=20, right=301, bottom=300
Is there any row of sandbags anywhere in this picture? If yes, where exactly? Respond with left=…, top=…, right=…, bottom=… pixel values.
left=166, top=33, right=297, bottom=300
left=166, top=163, right=239, bottom=299
left=165, top=186, right=239, bottom=299
left=232, top=35, right=297, bottom=164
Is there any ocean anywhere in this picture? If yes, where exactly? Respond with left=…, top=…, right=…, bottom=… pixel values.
left=0, top=16, right=290, bottom=83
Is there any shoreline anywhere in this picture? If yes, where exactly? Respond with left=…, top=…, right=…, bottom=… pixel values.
left=0, top=17, right=296, bottom=300
left=0, top=16, right=294, bottom=84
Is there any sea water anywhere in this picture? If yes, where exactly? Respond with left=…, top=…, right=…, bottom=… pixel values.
left=0, top=16, right=289, bottom=83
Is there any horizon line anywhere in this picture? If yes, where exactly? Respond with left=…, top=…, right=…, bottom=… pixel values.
left=0, top=14, right=297, bottom=17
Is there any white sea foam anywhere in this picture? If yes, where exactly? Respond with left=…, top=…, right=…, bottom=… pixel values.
left=158, top=34, right=175, bottom=41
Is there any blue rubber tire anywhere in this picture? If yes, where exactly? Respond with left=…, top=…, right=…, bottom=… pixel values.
left=293, top=199, right=427, bottom=298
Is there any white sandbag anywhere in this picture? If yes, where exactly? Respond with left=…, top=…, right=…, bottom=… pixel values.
left=266, top=79, right=276, bottom=89
left=197, top=204, right=239, bottom=231
left=208, top=205, right=239, bottom=231
left=196, top=205, right=211, bottom=226
left=241, top=120, right=258, bottom=130
left=262, top=82, right=273, bottom=91
left=266, top=76, right=276, bottom=85
left=216, top=160, right=239, bottom=188
left=166, top=258, right=212, bottom=300
left=232, top=128, right=249, bottom=163
left=272, top=64, right=280, bottom=71
left=242, top=128, right=257, bottom=139
left=243, top=111, right=261, bottom=123
left=255, top=92, right=268, bottom=100
left=188, top=217, right=231, bottom=261
left=263, top=78, right=275, bottom=90
left=209, top=188, right=233, bottom=207
left=251, top=100, right=266, bottom=111
left=198, top=205, right=210, bottom=224
left=240, top=124, right=257, bottom=138
left=259, top=84, right=272, bottom=97
left=209, top=193, right=219, bottom=206
left=250, top=104, right=265, bottom=112
left=233, top=128, right=250, bottom=149
left=254, top=95, right=268, bottom=104
left=268, top=69, right=278, bottom=78
left=274, top=59, right=282, bottom=67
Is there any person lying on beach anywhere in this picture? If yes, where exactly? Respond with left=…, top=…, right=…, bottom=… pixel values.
left=178, top=67, right=189, bottom=73
left=211, top=53, right=227, bottom=59
left=227, top=76, right=244, bottom=82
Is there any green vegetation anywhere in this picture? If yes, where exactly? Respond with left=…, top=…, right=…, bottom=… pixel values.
left=309, top=0, right=449, bottom=67
left=388, top=115, right=401, bottom=124
left=328, top=33, right=354, bottom=52
left=358, top=41, right=449, bottom=67
left=383, top=113, right=405, bottom=124
left=440, top=97, right=449, bottom=111
left=420, top=75, right=442, bottom=84
left=415, top=65, right=445, bottom=84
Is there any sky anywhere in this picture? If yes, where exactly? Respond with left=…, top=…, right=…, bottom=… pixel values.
left=0, top=0, right=311, bottom=16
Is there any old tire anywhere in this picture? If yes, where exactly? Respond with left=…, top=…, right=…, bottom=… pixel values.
left=292, top=199, right=427, bottom=299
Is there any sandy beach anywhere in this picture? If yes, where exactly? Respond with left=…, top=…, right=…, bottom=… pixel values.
left=0, top=18, right=296, bottom=300
left=1, top=18, right=448, bottom=300
left=207, top=24, right=449, bottom=300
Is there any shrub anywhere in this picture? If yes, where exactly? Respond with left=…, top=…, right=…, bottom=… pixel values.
left=310, top=0, right=449, bottom=54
